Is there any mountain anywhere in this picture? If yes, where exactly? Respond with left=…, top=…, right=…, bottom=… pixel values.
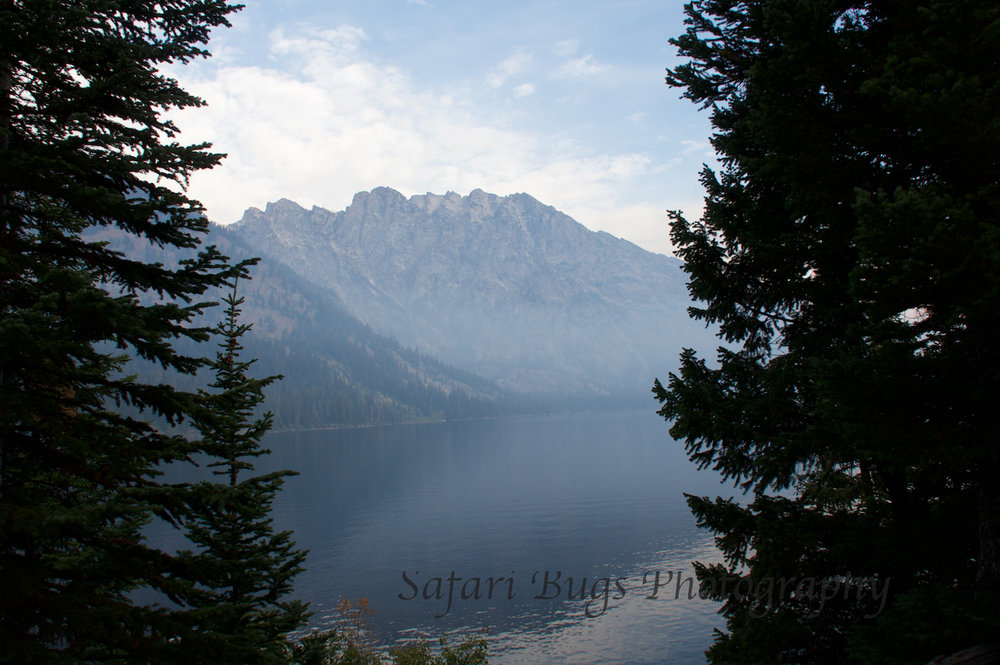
left=230, top=187, right=712, bottom=403
left=91, top=223, right=528, bottom=430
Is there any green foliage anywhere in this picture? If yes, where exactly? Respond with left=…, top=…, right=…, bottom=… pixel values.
left=847, top=586, right=1000, bottom=665
left=176, top=281, right=310, bottom=663
left=286, top=599, right=487, bottom=665
left=288, top=633, right=487, bottom=665
left=388, top=637, right=488, bottom=665
left=657, top=1, right=1000, bottom=663
left=287, top=630, right=380, bottom=665
left=0, top=1, right=247, bottom=661
left=0, top=3, right=489, bottom=663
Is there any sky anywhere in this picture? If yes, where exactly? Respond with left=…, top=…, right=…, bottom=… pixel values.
left=167, top=0, right=718, bottom=256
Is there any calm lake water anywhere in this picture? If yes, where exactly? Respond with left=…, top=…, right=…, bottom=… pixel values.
left=152, top=409, right=731, bottom=663
left=253, top=410, right=731, bottom=664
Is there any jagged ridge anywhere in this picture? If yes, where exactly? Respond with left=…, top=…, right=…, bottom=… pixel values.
left=231, top=187, right=712, bottom=401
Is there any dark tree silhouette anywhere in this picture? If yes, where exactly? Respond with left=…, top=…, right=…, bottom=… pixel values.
left=0, top=2, right=244, bottom=661
left=656, top=2, right=1000, bottom=663
left=179, top=280, right=309, bottom=663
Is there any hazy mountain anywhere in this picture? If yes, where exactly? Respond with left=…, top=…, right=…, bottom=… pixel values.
left=230, top=187, right=712, bottom=402
left=92, top=223, right=528, bottom=429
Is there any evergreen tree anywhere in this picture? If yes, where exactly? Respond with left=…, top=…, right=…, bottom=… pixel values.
left=655, top=1, right=1000, bottom=663
left=0, top=1, right=243, bottom=661
left=180, top=280, right=309, bottom=663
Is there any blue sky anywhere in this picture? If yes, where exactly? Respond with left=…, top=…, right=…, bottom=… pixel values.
left=168, top=0, right=716, bottom=255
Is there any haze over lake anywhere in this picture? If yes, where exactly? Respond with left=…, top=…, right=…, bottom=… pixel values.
left=250, top=410, right=731, bottom=664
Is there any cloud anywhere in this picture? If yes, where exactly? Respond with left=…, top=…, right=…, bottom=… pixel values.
left=551, top=39, right=579, bottom=57
left=512, top=83, right=535, bottom=98
left=576, top=203, right=676, bottom=255
left=680, top=139, right=715, bottom=158
left=553, top=54, right=610, bottom=79
left=166, top=25, right=672, bottom=252
left=270, top=24, right=367, bottom=60
left=487, top=49, right=532, bottom=88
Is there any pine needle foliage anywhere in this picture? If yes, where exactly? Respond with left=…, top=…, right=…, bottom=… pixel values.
left=656, top=1, right=1000, bottom=663
left=178, top=279, right=309, bottom=664
left=0, top=1, right=247, bottom=662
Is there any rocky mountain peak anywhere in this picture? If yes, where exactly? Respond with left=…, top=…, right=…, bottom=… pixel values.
left=259, top=198, right=306, bottom=217
left=227, top=188, right=713, bottom=398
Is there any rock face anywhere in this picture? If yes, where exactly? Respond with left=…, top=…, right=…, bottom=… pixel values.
left=231, top=187, right=713, bottom=400
left=88, top=222, right=518, bottom=428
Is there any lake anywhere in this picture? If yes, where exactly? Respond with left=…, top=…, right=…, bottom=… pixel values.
left=244, top=409, right=731, bottom=664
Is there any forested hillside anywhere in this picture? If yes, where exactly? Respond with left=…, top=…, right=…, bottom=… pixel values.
left=95, top=223, right=531, bottom=429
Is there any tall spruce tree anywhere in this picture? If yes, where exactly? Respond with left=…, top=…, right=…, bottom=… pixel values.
left=180, top=280, right=309, bottom=664
left=655, top=1, right=1000, bottom=663
left=0, top=1, right=244, bottom=662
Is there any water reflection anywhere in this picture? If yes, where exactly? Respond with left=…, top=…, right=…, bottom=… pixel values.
left=239, top=410, right=733, bottom=664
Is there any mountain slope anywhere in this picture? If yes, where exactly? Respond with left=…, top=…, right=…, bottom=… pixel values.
left=92, top=223, right=526, bottom=429
left=231, top=187, right=712, bottom=401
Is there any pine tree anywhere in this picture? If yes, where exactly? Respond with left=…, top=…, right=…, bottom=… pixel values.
left=179, top=279, right=309, bottom=663
left=656, top=2, right=1000, bottom=663
left=0, top=1, right=243, bottom=662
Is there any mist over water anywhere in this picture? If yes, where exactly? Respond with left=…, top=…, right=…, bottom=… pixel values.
left=252, top=410, right=731, bottom=664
